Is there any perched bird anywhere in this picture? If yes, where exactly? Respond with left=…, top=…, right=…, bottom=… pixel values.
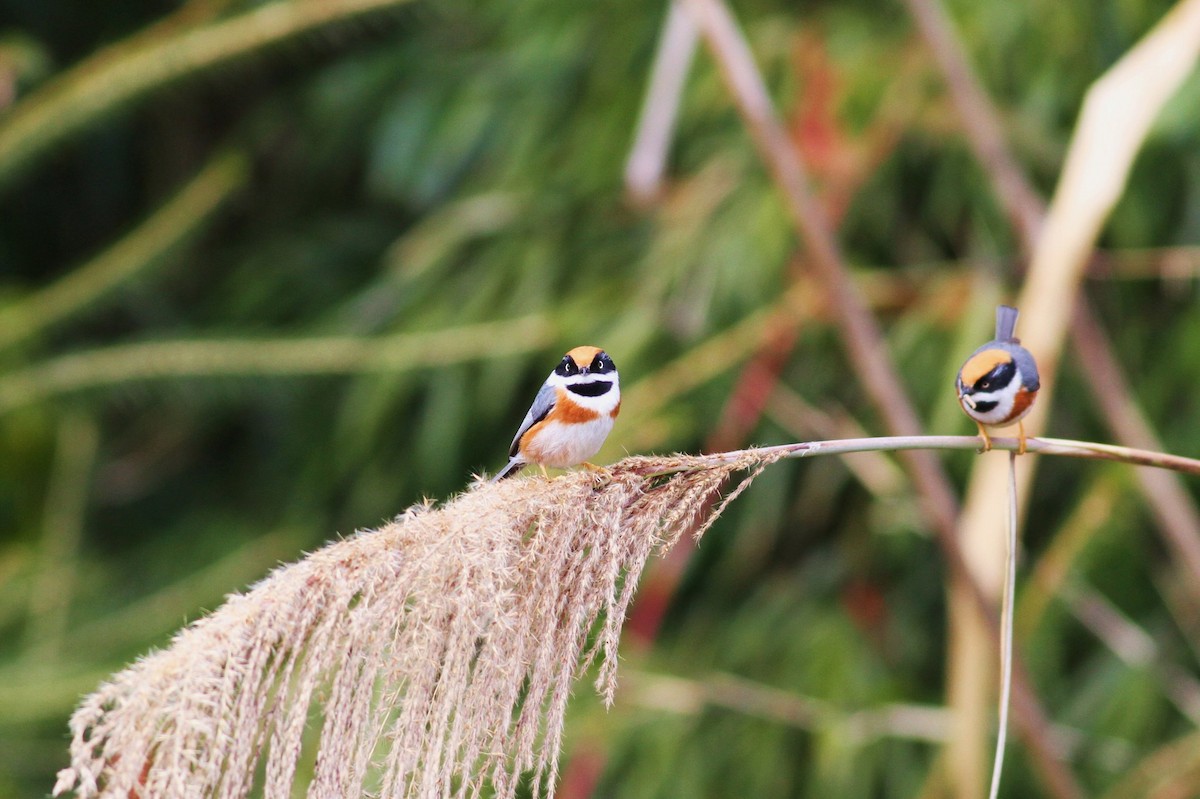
left=492, top=346, right=621, bottom=481
left=956, top=305, right=1041, bottom=454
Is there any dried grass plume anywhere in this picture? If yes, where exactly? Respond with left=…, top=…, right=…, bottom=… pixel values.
left=54, top=451, right=780, bottom=799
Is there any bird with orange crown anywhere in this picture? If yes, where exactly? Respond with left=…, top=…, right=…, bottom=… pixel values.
left=492, top=346, right=620, bottom=480
left=956, top=305, right=1041, bottom=454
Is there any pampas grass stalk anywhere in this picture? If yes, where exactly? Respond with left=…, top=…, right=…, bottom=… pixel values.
left=53, top=439, right=1200, bottom=798
left=53, top=451, right=781, bottom=799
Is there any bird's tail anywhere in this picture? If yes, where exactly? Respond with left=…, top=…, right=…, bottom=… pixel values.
left=995, top=304, right=1019, bottom=341
left=490, top=458, right=526, bottom=483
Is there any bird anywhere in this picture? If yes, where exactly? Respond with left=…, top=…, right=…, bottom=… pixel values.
left=491, top=345, right=621, bottom=481
left=956, top=304, right=1041, bottom=454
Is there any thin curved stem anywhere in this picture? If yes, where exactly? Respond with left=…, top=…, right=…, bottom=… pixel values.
left=638, top=435, right=1200, bottom=477
left=988, top=451, right=1018, bottom=799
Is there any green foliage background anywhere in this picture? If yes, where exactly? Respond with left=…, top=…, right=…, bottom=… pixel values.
left=2, top=0, right=1199, bottom=796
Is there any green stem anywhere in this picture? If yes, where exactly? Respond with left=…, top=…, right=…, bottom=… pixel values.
left=0, top=315, right=554, bottom=414
left=0, top=0, right=414, bottom=187
left=0, top=149, right=248, bottom=351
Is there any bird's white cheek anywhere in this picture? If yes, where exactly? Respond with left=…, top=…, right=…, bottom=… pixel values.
left=961, top=384, right=1019, bottom=425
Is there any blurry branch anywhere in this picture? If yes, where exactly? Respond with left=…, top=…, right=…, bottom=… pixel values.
left=673, top=2, right=1077, bottom=794
left=0, top=0, right=413, bottom=188
left=905, top=1, right=1200, bottom=795
left=0, top=149, right=249, bottom=351
left=623, top=668, right=1135, bottom=768
left=1088, top=245, right=1200, bottom=281
left=677, top=0, right=962, bottom=558
left=620, top=280, right=816, bottom=450
left=21, top=413, right=98, bottom=662
left=1099, top=729, right=1200, bottom=799
left=624, top=670, right=952, bottom=744
left=704, top=310, right=798, bottom=452
left=0, top=315, right=554, bottom=415
left=381, top=192, right=525, bottom=281
left=624, top=2, right=697, bottom=205
left=901, top=0, right=1044, bottom=248
left=1157, top=570, right=1200, bottom=667
left=1070, top=305, right=1200, bottom=597
left=766, top=385, right=906, bottom=498
left=1060, top=582, right=1200, bottom=725
left=1017, top=473, right=1122, bottom=636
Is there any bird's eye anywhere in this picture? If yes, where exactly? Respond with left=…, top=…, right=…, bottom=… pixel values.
left=591, top=354, right=607, bottom=372
left=979, top=380, right=990, bottom=390
left=555, top=356, right=578, bottom=377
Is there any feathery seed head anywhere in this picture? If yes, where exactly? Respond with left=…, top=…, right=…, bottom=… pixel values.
left=55, top=450, right=781, bottom=799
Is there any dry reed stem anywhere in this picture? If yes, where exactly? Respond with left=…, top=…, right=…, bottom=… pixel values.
left=624, top=2, right=698, bottom=205
left=53, top=451, right=782, bottom=799
left=676, top=435, right=1200, bottom=476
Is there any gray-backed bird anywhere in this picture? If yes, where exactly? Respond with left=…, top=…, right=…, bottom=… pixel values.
left=956, top=305, right=1040, bottom=454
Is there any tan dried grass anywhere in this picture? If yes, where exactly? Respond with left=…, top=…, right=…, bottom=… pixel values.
left=54, top=451, right=780, bottom=799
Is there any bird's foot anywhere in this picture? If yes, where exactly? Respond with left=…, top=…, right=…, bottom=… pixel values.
left=975, top=423, right=993, bottom=454
left=581, top=461, right=612, bottom=485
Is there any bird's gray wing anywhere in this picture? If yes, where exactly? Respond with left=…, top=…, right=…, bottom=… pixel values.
left=509, top=382, right=557, bottom=457
left=1009, top=345, right=1041, bottom=391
